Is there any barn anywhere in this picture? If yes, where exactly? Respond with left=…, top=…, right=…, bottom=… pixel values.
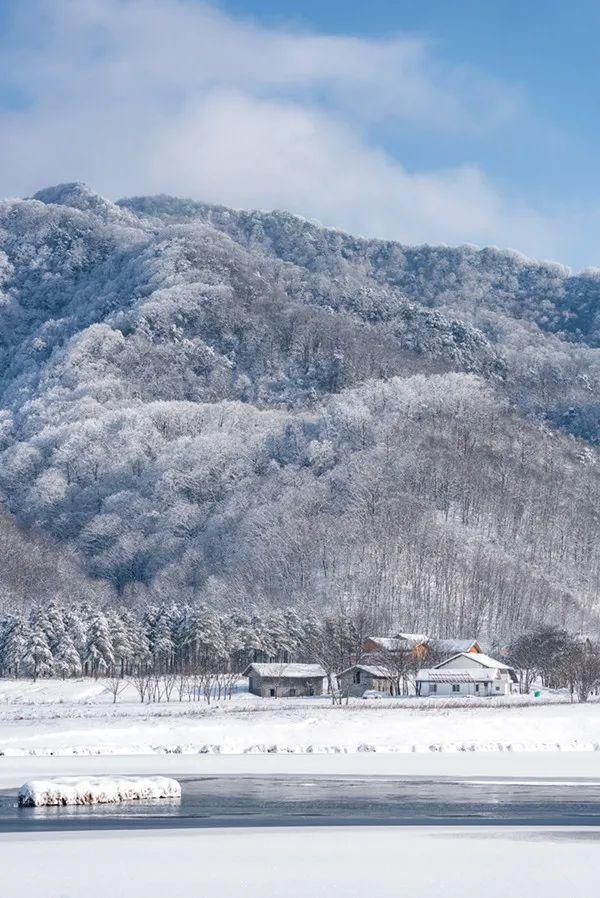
left=243, top=663, right=326, bottom=698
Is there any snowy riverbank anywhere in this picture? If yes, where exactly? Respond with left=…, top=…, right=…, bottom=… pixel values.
left=0, top=678, right=599, bottom=758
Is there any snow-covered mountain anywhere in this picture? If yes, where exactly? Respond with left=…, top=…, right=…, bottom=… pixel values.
left=1, top=183, right=599, bottom=633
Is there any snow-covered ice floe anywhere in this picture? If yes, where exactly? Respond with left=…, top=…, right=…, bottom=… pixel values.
left=17, top=775, right=181, bottom=807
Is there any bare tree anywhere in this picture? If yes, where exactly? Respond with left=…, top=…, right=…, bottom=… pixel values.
left=130, top=668, right=153, bottom=704
left=105, top=669, right=128, bottom=704
left=563, top=641, right=600, bottom=703
left=508, top=627, right=570, bottom=693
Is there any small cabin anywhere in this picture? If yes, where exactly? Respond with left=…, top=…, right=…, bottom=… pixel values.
left=416, top=652, right=518, bottom=697
left=337, top=664, right=395, bottom=698
left=243, top=663, right=326, bottom=698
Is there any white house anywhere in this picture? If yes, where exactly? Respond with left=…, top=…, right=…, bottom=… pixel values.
left=416, top=652, right=518, bottom=697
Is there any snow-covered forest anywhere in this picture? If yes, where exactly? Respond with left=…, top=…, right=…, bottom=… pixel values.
left=0, top=599, right=365, bottom=685
left=2, top=599, right=596, bottom=703
left=1, top=183, right=600, bottom=637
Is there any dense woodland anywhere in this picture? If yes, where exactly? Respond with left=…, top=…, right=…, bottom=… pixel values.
left=2, top=600, right=599, bottom=703
left=1, top=183, right=600, bottom=640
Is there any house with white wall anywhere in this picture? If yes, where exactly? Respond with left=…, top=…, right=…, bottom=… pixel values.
left=416, top=652, right=517, bottom=697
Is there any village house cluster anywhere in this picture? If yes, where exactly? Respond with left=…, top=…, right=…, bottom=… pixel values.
left=243, top=632, right=518, bottom=699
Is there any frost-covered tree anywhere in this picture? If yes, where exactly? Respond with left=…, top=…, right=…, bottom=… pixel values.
left=53, top=630, right=82, bottom=679
left=0, top=185, right=600, bottom=638
left=0, top=615, right=29, bottom=677
left=85, top=610, right=115, bottom=677
left=23, top=628, right=53, bottom=680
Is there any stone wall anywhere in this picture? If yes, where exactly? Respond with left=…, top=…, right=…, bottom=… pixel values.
left=248, top=676, right=324, bottom=697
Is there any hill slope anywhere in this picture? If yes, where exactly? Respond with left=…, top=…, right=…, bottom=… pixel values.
left=0, top=183, right=599, bottom=635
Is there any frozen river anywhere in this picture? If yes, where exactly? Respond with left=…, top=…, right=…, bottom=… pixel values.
left=3, top=774, right=600, bottom=831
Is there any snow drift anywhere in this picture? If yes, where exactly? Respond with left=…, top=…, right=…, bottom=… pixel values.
left=17, top=775, right=181, bottom=807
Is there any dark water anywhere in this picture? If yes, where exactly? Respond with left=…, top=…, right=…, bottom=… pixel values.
left=2, top=776, right=600, bottom=832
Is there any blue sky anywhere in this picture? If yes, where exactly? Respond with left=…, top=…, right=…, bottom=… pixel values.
left=0, top=0, right=599, bottom=268
left=219, top=0, right=600, bottom=202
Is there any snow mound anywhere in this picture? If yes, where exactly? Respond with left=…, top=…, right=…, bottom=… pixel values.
left=17, top=775, right=181, bottom=807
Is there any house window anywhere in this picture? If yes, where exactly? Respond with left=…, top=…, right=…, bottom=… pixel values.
left=269, top=688, right=276, bottom=697
left=431, top=683, right=437, bottom=693
left=475, top=684, right=480, bottom=692
left=308, top=685, right=315, bottom=696
left=353, top=670, right=361, bottom=685
left=289, top=688, right=296, bottom=697
left=452, top=684, right=460, bottom=693
left=495, top=685, right=501, bottom=692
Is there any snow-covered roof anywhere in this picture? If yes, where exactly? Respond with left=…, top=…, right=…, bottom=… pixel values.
left=338, top=664, right=392, bottom=679
left=365, top=636, right=404, bottom=651
left=416, top=668, right=500, bottom=683
left=427, top=638, right=481, bottom=654
left=243, top=663, right=326, bottom=679
left=366, top=634, right=428, bottom=651
left=395, top=632, right=429, bottom=647
left=434, top=652, right=513, bottom=671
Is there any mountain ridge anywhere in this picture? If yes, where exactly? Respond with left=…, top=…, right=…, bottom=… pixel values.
left=1, top=184, right=599, bottom=636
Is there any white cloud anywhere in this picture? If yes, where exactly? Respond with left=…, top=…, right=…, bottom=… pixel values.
left=146, top=90, right=553, bottom=250
left=0, top=0, right=573, bottom=262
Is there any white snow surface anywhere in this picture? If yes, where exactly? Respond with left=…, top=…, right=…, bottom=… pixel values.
left=1, top=826, right=599, bottom=898
left=436, top=651, right=513, bottom=669
left=243, top=662, right=326, bottom=678
left=0, top=678, right=599, bottom=758
left=17, top=775, right=181, bottom=807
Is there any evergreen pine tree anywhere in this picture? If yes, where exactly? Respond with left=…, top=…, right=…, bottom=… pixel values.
left=53, top=630, right=82, bottom=679
left=23, top=628, right=53, bottom=680
left=85, top=610, right=115, bottom=677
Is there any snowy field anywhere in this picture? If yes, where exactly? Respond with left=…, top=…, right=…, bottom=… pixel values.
left=1, top=826, right=599, bottom=898
left=2, top=679, right=600, bottom=898
left=0, top=677, right=598, bottom=758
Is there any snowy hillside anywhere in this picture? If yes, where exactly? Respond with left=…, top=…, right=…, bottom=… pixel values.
left=1, top=184, right=600, bottom=632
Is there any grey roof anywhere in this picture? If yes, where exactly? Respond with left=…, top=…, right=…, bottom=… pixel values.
left=243, top=663, right=326, bottom=679
left=427, top=638, right=481, bottom=654
left=416, top=668, right=500, bottom=683
left=338, top=664, right=393, bottom=679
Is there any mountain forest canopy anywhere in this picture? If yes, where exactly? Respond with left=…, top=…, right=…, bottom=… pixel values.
left=1, top=182, right=600, bottom=639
